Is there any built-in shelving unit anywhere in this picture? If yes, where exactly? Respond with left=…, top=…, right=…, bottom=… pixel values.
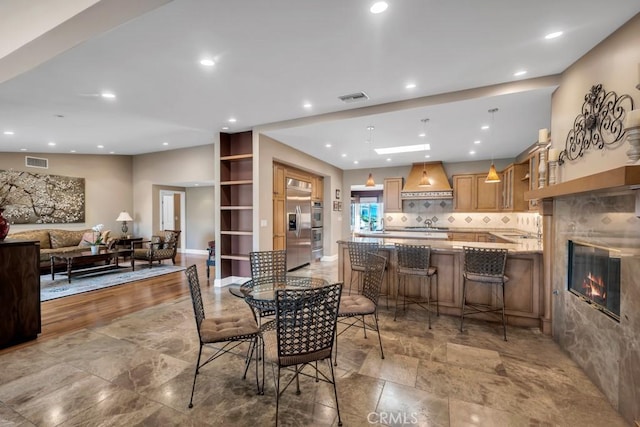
left=218, top=131, right=253, bottom=281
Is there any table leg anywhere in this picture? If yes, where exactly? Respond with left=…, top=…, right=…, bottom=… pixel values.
left=51, top=258, right=55, bottom=280
left=67, top=259, right=73, bottom=284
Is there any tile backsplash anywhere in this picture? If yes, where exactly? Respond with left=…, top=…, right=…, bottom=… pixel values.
left=384, top=199, right=541, bottom=235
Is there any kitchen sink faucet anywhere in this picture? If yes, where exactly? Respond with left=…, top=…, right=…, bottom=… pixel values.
left=424, top=219, right=433, bottom=228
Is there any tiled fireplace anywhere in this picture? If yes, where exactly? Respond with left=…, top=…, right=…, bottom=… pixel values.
left=552, top=189, right=640, bottom=423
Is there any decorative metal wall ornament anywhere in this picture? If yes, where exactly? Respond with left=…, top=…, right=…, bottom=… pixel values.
left=558, top=84, right=634, bottom=165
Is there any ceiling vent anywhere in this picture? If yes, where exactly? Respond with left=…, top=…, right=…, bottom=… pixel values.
left=25, top=156, right=48, bottom=169
left=338, top=91, right=369, bottom=103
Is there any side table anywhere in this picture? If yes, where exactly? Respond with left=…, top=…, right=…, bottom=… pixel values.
left=114, top=237, right=142, bottom=260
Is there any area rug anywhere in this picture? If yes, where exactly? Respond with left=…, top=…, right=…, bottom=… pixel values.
left=41, top=265, right=186, bottom=301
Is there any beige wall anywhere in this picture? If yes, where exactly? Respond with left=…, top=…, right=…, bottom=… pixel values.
left=0, top=152, right=132, bottom=234
left=551, top=13, right=640, bottom=182
left=185, top=185, right=215, bottom=251
left=132, top=144, right=215, bottom=240
left=255, top=133, right=344, bottom=257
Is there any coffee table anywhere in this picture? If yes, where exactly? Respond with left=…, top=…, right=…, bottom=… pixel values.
left=50, top=248, right=133, bottom=283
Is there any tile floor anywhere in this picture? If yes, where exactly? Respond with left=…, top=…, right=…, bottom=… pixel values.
left=0, top=259, right=630, bottom=426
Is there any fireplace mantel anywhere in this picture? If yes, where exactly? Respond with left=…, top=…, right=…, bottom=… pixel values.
left=525, top=165, right=640, bottom=200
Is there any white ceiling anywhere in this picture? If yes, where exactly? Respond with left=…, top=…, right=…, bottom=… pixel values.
left=0, top=0, right=638, bottom=171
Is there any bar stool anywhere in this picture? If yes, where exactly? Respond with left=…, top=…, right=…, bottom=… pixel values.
left=347, top=241, right=379, bottom=295
left=394, top=243, right=439, bottom=328
left=460, top=246, right=509, bottom=341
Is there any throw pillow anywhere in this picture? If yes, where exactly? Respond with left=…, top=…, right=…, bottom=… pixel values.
left=79, top=231, right=96, bottom=247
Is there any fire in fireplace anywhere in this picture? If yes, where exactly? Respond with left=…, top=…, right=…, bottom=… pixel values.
left=568, top=240, right=621, bottom=321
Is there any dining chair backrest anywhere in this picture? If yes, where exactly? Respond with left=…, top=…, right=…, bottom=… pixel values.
left=250, top=250, right=287, bottom=284
left=348, top=241, right=379, bottom=269
left=185, top=265, right=205, bottom=337
left=275, top=283, right=342, bottom=367
left=361, top=253, right=387, bottom=304
left=463, top=246, right=508, bottom=277
left=395, top=243, right=431, bottom=271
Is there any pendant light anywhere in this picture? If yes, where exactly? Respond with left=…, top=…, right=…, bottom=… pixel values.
left=485, top=108, right=501, bottom=183
left=419, top=118, right=430, bottom=187
left=365, top=125, right=375, bottom=186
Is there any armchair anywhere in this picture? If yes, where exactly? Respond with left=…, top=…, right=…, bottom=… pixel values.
left=131, top=230, right=181, bottom=270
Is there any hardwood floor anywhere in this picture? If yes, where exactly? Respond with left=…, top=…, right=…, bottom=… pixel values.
left=1, top=253, right=207, bottom=354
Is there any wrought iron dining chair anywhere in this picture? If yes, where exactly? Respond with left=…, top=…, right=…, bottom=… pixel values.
left=247, top=250, right=287, bottom=323
left=184, top=265, right=260, bottom=408
left=460, top=246, right=509, bottom=341
left=261, top=283, right=343, bottom=427
left=334, top=252, right=387, bottom=365
left=394, top=243, right=439, bottom=328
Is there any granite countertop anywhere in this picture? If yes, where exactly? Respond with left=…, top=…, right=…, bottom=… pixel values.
left=345, top=228, right=542, bottom=254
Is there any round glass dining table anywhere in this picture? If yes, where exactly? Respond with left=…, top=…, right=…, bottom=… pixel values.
left=238, top=276, right=330, bottom=312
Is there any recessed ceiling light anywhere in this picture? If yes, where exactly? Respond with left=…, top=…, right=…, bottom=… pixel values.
left=200, top=58, right=215, bottom=66
left=325, top=143, right=332, bottom=148
left=3, top=131, right=14, bottom=135
left=70, top=150, right=76, bottom=153
left=366, top=125, right=375, bottom=131
left=424, top=154, right=431, bottom=158
left=341, top=153, right=347, bottom=157
left=370, top=1, right=388, bottom=14
left=481, top=125, right=490, bottom=130
left=375, top=144, right=430, bottom=155
left=386, top=158, right=392, bottom=162
left=100, top=92, right=116, bottom=99
left=303, top=102, right=312, bottom=109
left=194, top=183, right=199, bottom=186
left=221, top=126, right=229, bottom=130
left=469, top=150, right=476, bottom=155
left=20, top=148, right=27, bottom=151
left=48, top=141, right=56, bottom=146
left=97, top=145, right=104, bottom=148
left=474, top=140, right=481, bottom=144
left=109, top=151, right=115, bottom=154
left=354, top=160, right=359, bottom=164
left=228, top=118, right=237, bottom=123
left=545, top=31, right=563, bottom=40
left=418, top=132, right=426, bottom=138
left=405, top=83, right=416, bottom=89
left=514, top=70, right=527, bottom=76
left=163, top=142, right=169, bottom=146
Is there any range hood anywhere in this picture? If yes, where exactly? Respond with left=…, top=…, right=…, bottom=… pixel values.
left=401, top=161, right=453, bottom=200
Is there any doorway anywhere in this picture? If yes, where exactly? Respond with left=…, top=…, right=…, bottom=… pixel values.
left=159, top=190, right=186, bottom=250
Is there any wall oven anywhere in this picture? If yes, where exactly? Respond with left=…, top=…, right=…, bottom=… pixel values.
left=311, top=202, right=323, bottom=228
left=311, top=227, right=323, bottom=260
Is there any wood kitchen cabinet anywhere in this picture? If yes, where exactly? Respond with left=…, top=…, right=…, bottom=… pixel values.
left=383, top=177, right=403, bottom=212
left=312, top=175, right=324, bottom=201
left=453, top=173, right=501, bottom=212
left=449, top=232, right=477, bottom=242
left=501, top=162, right=529, bottom=211
left=273, top=164, right=285, bottom=198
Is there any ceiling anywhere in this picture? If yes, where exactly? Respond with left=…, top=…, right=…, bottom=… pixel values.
left=0, top=0, right=638, bottom=171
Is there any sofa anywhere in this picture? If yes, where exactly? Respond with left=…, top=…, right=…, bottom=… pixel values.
left=8, top=228, right=112, bottom=269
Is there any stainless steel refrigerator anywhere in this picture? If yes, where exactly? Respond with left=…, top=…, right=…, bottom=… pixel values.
left=286, top=178, right=312, bottom=271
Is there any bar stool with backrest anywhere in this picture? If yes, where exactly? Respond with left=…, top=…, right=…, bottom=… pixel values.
left=347, top=241, right=379, bottom=295
left=394, top=243, right=439, bottom=328
left=460, top=246, right=509, bottom=341
left=335, top=252, right=387, bottom=365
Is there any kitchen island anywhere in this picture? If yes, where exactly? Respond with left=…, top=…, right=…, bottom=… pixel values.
left=338, top=233, right=544, bottom=330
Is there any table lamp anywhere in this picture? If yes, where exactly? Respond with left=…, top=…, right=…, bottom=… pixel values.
left=116, top=211, right=133, bottom=237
